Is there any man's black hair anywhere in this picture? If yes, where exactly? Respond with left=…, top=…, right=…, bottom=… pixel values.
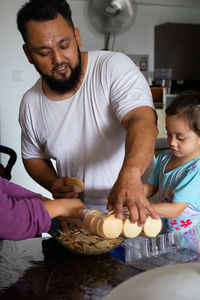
left=17, top=0, right=74, bottom=43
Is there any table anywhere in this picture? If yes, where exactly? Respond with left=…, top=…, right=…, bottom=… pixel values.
left=0, top=237, right=142, bottom=299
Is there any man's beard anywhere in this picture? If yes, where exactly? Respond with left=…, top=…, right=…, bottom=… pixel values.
left=34, top=48, right=82, bottom=94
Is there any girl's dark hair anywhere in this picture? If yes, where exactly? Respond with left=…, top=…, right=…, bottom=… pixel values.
left=166, top=90, right=200, bottom=136
left=17, top=0, right=74, bottom=43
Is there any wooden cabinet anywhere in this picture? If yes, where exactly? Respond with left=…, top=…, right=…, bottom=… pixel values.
left=154, top=23, right=200, bottom=81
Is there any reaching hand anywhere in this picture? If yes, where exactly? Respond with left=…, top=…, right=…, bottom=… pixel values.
left=56, top=199, right=87, bottom=234
left=107, top=173, right=158, bottom=226
left=42, top=197, right=87, bottom=232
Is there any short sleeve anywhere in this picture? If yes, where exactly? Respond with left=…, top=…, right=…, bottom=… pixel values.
left=106, top=53, right=154, bottom=122
left=19, top=83, right=49, bottom=160
left=173, top=168, right=200, bottom=209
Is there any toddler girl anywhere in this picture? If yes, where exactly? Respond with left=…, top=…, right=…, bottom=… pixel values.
left=144, top=90, right=200, bottom=233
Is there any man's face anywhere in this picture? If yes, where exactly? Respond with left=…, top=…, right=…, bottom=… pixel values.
left=24, top=14, right=82, bottom=94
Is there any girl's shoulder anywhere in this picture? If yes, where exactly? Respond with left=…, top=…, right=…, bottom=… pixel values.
left=156, top=150, right=172, bottom=164
left=185, top=156, right=200, bottom=174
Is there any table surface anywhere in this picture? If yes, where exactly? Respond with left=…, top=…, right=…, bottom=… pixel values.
left=0, top=236, right=142, bottom=299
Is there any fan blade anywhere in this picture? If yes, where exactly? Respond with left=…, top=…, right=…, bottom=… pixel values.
left=87, top=0, right=137, bottom=35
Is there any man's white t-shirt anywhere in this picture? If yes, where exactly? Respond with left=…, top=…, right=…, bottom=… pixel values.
left=19, top=50, right=154, bottom=208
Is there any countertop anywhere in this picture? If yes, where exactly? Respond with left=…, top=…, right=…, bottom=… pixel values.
left=0, top=236, right=142, bottom=299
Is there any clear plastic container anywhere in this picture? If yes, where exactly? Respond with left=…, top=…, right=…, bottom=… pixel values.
left=154, top=68, right=172, bottom=93
left=121, top=222, right=200, bottom=270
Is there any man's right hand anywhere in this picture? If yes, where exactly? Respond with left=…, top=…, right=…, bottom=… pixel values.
left=51, top=177, right=79, bottom=199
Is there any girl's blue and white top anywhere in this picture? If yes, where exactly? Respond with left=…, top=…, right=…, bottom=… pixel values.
left=149, top=151, right=200, bottom=232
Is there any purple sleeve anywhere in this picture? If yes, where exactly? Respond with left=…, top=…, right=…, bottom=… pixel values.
left=0, top=177, right=42, bottom=199
left=0, top=178, right=51, bottom=240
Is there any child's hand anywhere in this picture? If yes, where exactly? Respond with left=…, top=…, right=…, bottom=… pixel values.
left=42, top=197, right=87, bottom=220
left=59, top=198, right=87, bottom=218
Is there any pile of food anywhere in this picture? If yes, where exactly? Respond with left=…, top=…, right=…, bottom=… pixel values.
left=56, top=223, right=123, bottom=255
left=55, top=212, right=162, bottom=255
left=56, top=177, right=162, bottom=255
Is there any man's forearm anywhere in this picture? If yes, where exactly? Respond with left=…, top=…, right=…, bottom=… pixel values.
left=121, top=106, right=158, bottom=177
left=108, top=106, right=158, bottom=223
left=23, top=158, right=58, bottom=191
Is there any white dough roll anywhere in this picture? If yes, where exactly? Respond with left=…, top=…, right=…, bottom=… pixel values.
left=122, top=218, right=142, bottom=238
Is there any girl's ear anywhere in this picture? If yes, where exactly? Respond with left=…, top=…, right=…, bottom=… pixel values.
left=23, top=44, right=34, bottom=64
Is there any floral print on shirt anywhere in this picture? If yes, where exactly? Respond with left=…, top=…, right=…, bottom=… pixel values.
left=169, top=218, right=193, bottom=231
left=161, top=188, right=194, bottom=232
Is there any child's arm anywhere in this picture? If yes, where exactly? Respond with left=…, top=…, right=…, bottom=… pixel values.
left=0, top=186, right=86, bottom=240
left=151, top=202, right=189, bottom=218
left=42, top=197, right=86, bottom=219
left=143, top=182, right=158, bottom=198
left=0, top=176, right=41, bottom=199
left=143, top=182, right=188, bottom=217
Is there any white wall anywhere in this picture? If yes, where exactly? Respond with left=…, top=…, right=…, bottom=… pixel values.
left=0, top=0, right=200, bottom=196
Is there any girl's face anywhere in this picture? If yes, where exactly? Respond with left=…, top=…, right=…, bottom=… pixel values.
left=166, top=115, right=200, bottom=161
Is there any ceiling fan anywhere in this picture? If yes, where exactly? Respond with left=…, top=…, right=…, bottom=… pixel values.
left=86, top=0, right=137, bottom=50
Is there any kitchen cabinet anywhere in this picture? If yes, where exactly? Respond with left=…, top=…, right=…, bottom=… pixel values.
left=154, top=23, right=200, bottom=81
left=151, top=87, right=176, bottom=138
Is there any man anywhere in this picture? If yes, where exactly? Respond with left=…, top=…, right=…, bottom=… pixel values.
left=17, top=0, right=158, bottom=225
